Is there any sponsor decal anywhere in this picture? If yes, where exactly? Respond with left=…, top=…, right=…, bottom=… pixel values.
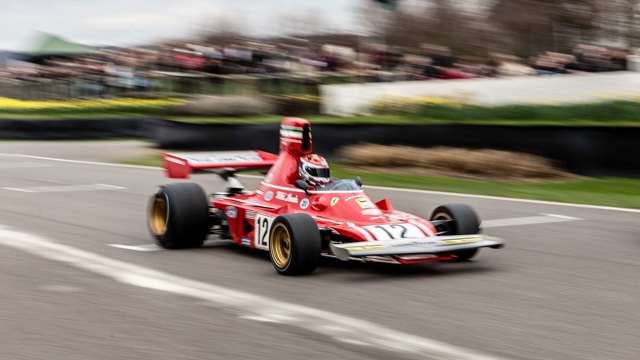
left=349, top=245, right=385, bottom=251
left=241, top=237, right=252, bottom=246
left=300, top=198, right=310, bottom=209
left=280, top=125, right=302, bottom=139
left=355, top=197, right=375, bottom=209
left=264, top=191, right=274, bottom=201
left=276, top=191, right=299, bottom=204
left=330, top=197, right=340, bottom=207
left=390, top=240, right=437, bottom=247
left=361, top=208, right=383, bottom=216
left=280, top=130, right=303, bottom=139
left=440, top=237, right=480, bottom=245
left=184, top=151, right=262, bottom=164
left=225, top=206, right=237, bottom=219
left=280, top=125, right=304, bottom=139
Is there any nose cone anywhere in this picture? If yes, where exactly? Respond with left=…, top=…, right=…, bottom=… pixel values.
left=280, top=118, right=312, bottom=155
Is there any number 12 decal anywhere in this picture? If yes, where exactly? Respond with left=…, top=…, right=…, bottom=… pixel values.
left=254, top=215, right=274, bottom=250
left=363, top=223, right=424, bottom=240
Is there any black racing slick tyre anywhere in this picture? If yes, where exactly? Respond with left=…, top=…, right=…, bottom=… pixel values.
left=148, top=183, right=209, bottom=249
left=430, top=203, right=481, bottom=261
left=269, top=213, right=321, bottom=275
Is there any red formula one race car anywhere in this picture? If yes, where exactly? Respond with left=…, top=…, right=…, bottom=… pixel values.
left=147, top=118, right=503, bottom=275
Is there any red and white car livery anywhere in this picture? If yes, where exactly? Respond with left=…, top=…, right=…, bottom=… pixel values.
left=148, top=117, right=503, bottom=275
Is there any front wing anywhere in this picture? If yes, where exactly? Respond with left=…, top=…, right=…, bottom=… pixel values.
left=329, top=234, right=504, bottom=261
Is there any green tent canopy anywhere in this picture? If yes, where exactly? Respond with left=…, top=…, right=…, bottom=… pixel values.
left=28, top=33, right=97, bottom=56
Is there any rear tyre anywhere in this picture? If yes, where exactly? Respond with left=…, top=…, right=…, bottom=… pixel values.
left=430, top=203, right=481, bottom=261
left=269, top=213, right=321, bottom=275
left=148, top=183, right=209, bottom=249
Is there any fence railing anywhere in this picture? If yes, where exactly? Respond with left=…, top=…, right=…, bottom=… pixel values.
left=0, top=72, right=409, bottom=100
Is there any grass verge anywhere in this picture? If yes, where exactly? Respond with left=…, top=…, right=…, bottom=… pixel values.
left=2, top=113, right=640, bottom=127
left=122, top=154, right=640, bottom=209
left=374, top=100, right=640, bottom=123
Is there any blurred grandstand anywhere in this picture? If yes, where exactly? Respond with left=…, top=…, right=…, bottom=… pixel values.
left=1, top=0, right=639, bottom=100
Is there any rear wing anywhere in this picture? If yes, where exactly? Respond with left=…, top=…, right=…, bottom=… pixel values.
left=163, top=151, right=278, bottom=179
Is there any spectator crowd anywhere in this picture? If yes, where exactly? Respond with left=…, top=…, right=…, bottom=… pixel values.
left=0, top=34, right=635, bottom=99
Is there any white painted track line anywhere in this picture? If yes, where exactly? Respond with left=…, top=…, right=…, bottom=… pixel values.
left=482, top=213, right=582, bottom=229
left=1, top=183, right=126, bottom=193
left=1, top=152, right=639, bottom=214
left=108, top=243, right=162, bottom=252
left=363, top=185, right=640, bottom=214
left=0, top=225, right=506, bottom=360
left=541, top=213, right=582, bottom=220
left=0, top=153, right=159, bottom=170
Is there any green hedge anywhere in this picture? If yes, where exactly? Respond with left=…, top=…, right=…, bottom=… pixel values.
left=373, top=100, right=640, bottom=122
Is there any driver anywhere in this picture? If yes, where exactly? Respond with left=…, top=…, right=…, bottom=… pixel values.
left=299, top=154, right=331, bottom=188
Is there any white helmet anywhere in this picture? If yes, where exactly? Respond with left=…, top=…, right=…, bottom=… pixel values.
left=299, top=154, right=330, bottom=186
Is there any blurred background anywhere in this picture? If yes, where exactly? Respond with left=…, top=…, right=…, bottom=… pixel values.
left=1, top=0, right=639, bottom=99
left=2, top=0, right=640, bottom=204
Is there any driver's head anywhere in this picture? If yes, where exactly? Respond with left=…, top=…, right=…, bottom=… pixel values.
left=299, top=154, right=330, bottom=186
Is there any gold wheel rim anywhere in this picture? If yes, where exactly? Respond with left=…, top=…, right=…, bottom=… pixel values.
left=149, top=194, right=168, bottom=235
left=433, top=212, right=452, bottom=221
left=433, top=212, right=454, bottom=234
left=270, top=223, right=292, bottom=269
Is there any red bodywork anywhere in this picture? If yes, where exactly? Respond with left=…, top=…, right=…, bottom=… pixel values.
left=163, top=118, right=452, bottom=264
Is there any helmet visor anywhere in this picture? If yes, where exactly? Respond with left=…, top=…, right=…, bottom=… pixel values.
left=304, top=164, right=330, bottom=179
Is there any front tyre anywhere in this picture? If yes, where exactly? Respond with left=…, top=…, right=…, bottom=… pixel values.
left=269, top=213, right=321, bottom=275
left=430, top=203, right=481, bottom=261
left=148, top=183, right=209, bottom=249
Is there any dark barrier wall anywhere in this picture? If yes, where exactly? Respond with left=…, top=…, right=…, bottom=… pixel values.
left=150, top=121, right=640, bottom=177
left=0, top=119, right=155, bottom=139
left=1, top=119, right=638, bottom=176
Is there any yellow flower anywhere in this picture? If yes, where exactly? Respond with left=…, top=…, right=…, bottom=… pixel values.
left=372, top=96, right=464, bottom=112
left=0, top=97, right=186, bottom=111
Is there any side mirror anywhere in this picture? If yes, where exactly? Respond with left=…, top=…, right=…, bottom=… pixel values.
left=355, top=176, right=362, bottom=188
left=294, top=179, right=311, bottom=196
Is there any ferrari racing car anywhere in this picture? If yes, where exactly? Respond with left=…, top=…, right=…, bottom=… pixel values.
left=147, top=117, right=503, bottom=275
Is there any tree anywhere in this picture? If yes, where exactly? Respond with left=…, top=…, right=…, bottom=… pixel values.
left=358, top=0, right=492, bottom=57
left=202, top=14, right=245, bottom=45
left=595, top=0, right=640, bottom=48
left=489, top=0, right=598, bottom=56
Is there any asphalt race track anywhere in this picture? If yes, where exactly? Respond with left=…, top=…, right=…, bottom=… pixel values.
left=1, top=142, right=639, bottom=360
